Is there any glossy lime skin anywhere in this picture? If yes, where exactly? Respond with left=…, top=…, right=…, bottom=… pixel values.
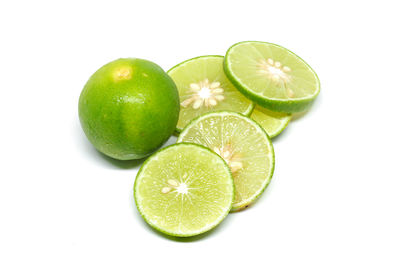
left=79, top=58, right=180, bottom=160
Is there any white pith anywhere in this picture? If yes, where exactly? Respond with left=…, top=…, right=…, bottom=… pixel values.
left=213, top=145, right=243, bottom=173
left=180, top=78, right=225, bottom=109
left=258, top=58, right=291, bottom=83
left=161, top=177, right=191, bottom=195
left=257, top=58, right=294, bottom=98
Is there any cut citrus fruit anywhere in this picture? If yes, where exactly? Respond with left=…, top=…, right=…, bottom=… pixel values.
left=250, top=105, right=291, bottom=138
left=177, top=111, right=274, bottom=211
left=134, top=143, right=234, bottom=237
left=224, top=41, right=320, bottom=113
left=167, top=55, right=254, bottom=132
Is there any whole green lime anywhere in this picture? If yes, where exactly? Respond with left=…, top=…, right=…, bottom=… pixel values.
left=79, top=58, right=180, bottom=160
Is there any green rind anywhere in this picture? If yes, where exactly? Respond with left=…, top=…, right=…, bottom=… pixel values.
left=79, top=58, right=180, bottom=160
left=224, top=41, right=320, bottom=113
left=269, top=116, right=291, bottom=138
left=177, top=111, right=275, bottom=211
left=168, top=55, right=223, bottom=76
left=167, top=55, right=255, bottom=133
left=250, top=106, right=292, bottom=138
left=134, top=143, right=234, bottom=237
left=231, top=114, right=275, bottom=211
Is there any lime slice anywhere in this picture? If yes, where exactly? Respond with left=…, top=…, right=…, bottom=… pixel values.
left=134, top=143, right=234, bottom=237
left=250, top=105, right=291, bottom=138
left=177, top=111, right=274, bottom=211
left=224, top=41, right=320, bottom=113
left=167, top=55, right=254, bottom=132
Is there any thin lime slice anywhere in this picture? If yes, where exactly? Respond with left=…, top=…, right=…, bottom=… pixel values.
left=134, top=143, right=234, bottom=237
left=224, top=41, right=320, bottom=113
left=177, top=111, right=274, bottom=211
left=250, top=105, right=291, bottom=138
left=167, top=56, right=254, bottom=132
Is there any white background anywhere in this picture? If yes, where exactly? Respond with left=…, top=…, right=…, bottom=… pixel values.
left=1, top=0, right=399, bottom=266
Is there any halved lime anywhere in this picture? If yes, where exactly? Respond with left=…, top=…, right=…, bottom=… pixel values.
left=167, top=56, right=254, bottom=132
left=134, top=143, right=234, bottom=237
left=224, top=41, right=320, bottom=113
left=177, top=111, right=274, bottom=211
left=250, top=105, right=291, bottom=138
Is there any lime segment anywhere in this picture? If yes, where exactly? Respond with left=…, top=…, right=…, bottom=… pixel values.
left=250, top=105, right=291, bottom=138
left=224, top=41, right=320, bottom=113
left=168, top=56, right=254, bottom=132
left=177, top=111, right=274, bottom=211
left=134, top=143, right=234, bottom=237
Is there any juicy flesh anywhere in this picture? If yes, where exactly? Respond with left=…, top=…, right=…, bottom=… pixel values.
left=168, top=56, right=253, bottom=130
left=136, top=145, right=233, bottom=235
left=250, top=106, right=291, bottom=138
left=228, top=42, right=319, bottom=100
left=180, top=78, right=225, bottom=109
left=178, top=114, right=273, bottom=210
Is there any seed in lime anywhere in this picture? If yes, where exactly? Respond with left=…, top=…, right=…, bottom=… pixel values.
left=177, top=111, right=274, bottom=211
left=250, top=105, right=291, bottom=138
left=134, top=143, right=234, bottom=237
left=224, top=41, right=320, bottom=113
left=167, top=55, right=254, bottom=132
left=79, top=58, right=179, bottom=160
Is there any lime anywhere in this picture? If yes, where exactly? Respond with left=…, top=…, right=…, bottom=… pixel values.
left=250, top=105, right=291, bottom=138
left=224, top=41, right=320, bottom=113
left=177, top=111, right=274, bottom=211
left=167, top=55, right=254, bottom=132
left=79, top=58, right=179, bottom=160
left=134, top=143, right=234, bottom=237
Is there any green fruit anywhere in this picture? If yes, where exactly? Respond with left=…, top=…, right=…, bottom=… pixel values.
left=224, top=41, right=320, bottom=113
left=177, top=111, right=274, bottom=211
left=79, top=58, right=179, bottom=160
left=250, top=105, right=291, bottom=138
left=167, top=55, right=254, bottom=132
left=134, top=143, right=234, bottom=237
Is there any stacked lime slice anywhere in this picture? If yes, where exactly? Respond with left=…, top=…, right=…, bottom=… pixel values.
left=134, top=41, right=319, bottom=237
left=224, top=41, right=320, bottom=113
left=250, top=106, right=291, bottom=138
left=134, top=143, right=234, bottom=237
left=167, top=56, right=254, bottom=132
left=177, top=111, right=274, bottom=211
